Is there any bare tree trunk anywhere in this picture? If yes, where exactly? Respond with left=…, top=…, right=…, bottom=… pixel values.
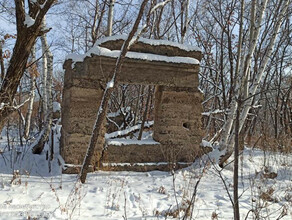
left=0, top=40, right=5, bottom=81
left=181, top=0, right=190, bottom=43
left=32, top=17, right=53, bottom=154
left=41, top=23, right=48, bottom=121
left=233, top=2, right=245, bottom=217
left=234, top=97, right=242, bottom=220
left=138, top=85, right=151, bottom=140
left=91, top=0, right=107, bottom=44
left=133, top=85, right=142, bottom=126
left=107, top=0, right=115, bottom=36
left=80, top=0, right=150, bottom=184
left=18, top=84, right=24, bottom=146
left=24, top=45, right=37, bottom=139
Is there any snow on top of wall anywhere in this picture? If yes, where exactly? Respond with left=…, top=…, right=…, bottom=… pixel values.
left=24, top=13, right=35, bottom=27
left=66, top=45, right=200, bottom=69
left=95, top=34, right=202, bottom=52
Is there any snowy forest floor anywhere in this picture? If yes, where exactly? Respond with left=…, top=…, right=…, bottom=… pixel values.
left=0, top=125, right=291, bottom=220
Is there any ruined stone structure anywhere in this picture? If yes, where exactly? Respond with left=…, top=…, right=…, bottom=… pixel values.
left=61, top=36, right=203, bottom=173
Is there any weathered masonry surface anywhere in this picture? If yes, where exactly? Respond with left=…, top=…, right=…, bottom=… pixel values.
left=61, top=35, right=203, bottom=173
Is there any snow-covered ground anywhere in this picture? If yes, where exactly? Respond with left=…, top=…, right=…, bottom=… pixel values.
left=0, top=125, right=291, bottom=219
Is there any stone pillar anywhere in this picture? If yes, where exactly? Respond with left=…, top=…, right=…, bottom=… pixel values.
left=60, top=63, right=106, bottom=173
left=153, top=86, right=203, bottom=163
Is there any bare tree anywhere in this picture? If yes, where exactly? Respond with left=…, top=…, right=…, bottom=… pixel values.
left=219, top=0, right=290, bottom=166
left=180, top=0, right=190, bottom=43
left=32, top=16, right=54, bottom=154
left=23, top=45, right=37, bottom=139
left=138, top=85, right=151, bottom=140
left=107, top=0, right=115, bottom=36
left=0, top=0, right=56, bottom=132
left=0, top=39, right=5, bottom=81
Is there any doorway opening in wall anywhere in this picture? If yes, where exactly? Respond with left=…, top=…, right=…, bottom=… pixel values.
left=105, top=83, right=158, bottom=146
